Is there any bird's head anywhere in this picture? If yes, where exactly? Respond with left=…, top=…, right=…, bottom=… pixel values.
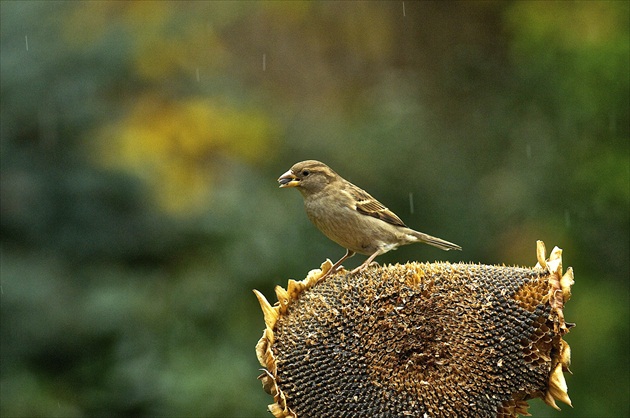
left=278, top=160, right=339, bottom=195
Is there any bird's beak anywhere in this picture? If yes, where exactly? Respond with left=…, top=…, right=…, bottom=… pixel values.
left=278, top=170, right=299, bottom=188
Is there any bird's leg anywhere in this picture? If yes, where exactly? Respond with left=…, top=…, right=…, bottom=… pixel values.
left=318, top=249, right=355, bottom=281
left=329, top=249, right=355, bottom=274
left=350, top=249, right=384, bottom=274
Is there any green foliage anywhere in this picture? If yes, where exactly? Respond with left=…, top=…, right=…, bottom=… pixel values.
left=1, top=1, right=628, bottom=416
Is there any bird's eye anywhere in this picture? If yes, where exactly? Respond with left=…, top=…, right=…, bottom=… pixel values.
left=302, top=170, right=310, bottom=176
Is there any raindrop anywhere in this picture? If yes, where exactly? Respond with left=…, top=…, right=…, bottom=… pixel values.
left=409, top=192, right=414, bottom=214
left=263, top=53, right=266, bottom=71
left=402, top=2, right=406, bottom=17
left=25, top=35, right=28, bottom=51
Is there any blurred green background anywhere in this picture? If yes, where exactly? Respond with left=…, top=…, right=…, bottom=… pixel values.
left=1, top=1, right=628, bottom=417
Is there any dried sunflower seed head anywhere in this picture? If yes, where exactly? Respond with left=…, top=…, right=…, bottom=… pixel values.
left=255, top=241, right=573, bottom=417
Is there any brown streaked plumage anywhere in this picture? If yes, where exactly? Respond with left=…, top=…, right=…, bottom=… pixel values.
left=278, top=160, right=461, bottom=278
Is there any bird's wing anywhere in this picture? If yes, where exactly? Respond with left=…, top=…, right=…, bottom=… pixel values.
left=344, top=182, right=408, bottom=228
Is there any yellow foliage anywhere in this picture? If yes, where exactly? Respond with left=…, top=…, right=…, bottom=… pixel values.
left=132, top=19, right=229, bottom=81
left=62, top=2, right=229, bottom=80
left=506, top=1, right=624, bottom=49
left=95, top=95, right=276, bottom=214
left=262, top=1, right=312, bottom=24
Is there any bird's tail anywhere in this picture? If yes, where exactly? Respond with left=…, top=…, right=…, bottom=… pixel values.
left=411, top=231, right=462, bottom=251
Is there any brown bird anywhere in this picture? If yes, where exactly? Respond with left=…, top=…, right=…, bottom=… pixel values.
left=278, top=160, right=461, bottom=278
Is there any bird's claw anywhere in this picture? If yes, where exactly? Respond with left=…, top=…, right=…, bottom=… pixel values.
left=350, top=261, right=380, bottom=275
left=315, top=264, right=347, bottom=284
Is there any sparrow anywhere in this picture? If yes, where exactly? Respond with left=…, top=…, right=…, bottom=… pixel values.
left=278, top=160, right=461, bottom=278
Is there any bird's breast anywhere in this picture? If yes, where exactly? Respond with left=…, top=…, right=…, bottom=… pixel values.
left=303, top=195, right=397, bottom=255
